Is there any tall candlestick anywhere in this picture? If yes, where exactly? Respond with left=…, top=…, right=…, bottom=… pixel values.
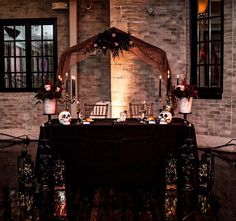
left=72, top=76, right=75, bottom=97
left=167, top=70, right=170, bottom=95
left=177, top=75, right=179, bottom=85
left=65, top=73, right=69, bottom=93
left=159, top=75, right=162, bottom=96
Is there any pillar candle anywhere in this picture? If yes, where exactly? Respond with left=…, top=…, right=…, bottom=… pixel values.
left=65, top=73, right=69, bottom=93
left=159, top=75, right=162, bottom=96
left=167, top=71, right=170, bottom=95
left=72, top=76, right=75, bottom=96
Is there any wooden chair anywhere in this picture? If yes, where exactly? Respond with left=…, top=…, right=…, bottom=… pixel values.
left=84, top=103, right=109, bottom=119
left=129, top=102, right=154, bottom=118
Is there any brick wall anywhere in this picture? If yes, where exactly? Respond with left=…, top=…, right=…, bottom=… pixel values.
left=77, top=0, right=111, bottom=107
left=190, top=0, right=235, bottom=139
left=0, top=0, right=69, bottom=134
left=0, top=0, right=235, bottom=143
left=109, top=0, right=189, bottom=116
left=108, top=0, right=236, bottom=141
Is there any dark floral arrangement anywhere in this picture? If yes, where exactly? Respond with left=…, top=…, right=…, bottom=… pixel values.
left=85, top=27, right=134, bottom=58
left=173, top=77, right=198, bottom=100
left=34, top=80, right=62, bottom=104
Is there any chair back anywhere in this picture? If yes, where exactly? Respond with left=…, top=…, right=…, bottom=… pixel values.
left=84, top=103, right=108, bottom=119
left=129, top=102, right=154, bottom=118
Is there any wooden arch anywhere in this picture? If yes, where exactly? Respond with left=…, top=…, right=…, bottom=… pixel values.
left=57, top=27, right=172, bottom=87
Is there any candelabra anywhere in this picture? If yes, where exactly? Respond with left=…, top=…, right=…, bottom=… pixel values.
left=76, top=100, right=82, bottom=123
left=165, top=92, right=173, bottom=112
left=158, top=90, right=175, bottom=114
left=158, top=95, right=164, bottom=112
left=59, top=91, right=76, bottom=110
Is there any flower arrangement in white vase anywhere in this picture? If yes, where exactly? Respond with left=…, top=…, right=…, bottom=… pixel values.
left=35, top=80, right=63, bottom=115
left=173, top=77, right=198, bottom=113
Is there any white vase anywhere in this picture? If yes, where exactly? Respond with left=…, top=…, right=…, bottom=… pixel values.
left=179, top=97, right=193, bottom=114
left=43, top=98, right=56, bottom=115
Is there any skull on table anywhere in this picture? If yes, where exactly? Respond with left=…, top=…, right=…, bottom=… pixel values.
left=58, top=111, right=72, bottom=125
left=158, top=110, right=172, bottom=124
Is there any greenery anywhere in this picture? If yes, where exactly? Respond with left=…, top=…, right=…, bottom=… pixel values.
left=173, top=77, right=198, bottom=100
left=85, top=28, right=134, bottom=58
left=34, top=80, right=62, bottom=104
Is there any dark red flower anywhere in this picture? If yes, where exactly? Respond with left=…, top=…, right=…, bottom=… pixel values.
left=34, top=80, right=63, bottom=104
left=174, top=78, right=198, bottom=99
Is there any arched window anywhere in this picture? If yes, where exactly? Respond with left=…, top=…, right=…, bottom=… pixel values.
left=190, top=0, right=224, bottom=99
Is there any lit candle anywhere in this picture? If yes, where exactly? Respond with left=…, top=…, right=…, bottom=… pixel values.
left=58, top=75, right=62, bottom=84
left=167, top=70, right=170, bottom=95
left=177, top=75, right=179, bottom=85
left=65, top=73, right=69, bottom=93
left=143, top=100, right=146, bottom=111
left=72, top=76, right=76, bottom=97
left=159, top=75, right=162, bottom=96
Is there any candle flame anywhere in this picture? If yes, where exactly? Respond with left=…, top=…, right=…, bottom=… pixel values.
left=167, top=70, right=170, bottom=78
left=159, top=75, right=162, bottom=79
left=177, top=75, right=179, bottom=78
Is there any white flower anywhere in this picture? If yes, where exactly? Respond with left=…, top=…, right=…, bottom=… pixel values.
left=177, top=85, right=185, bottom=91
left=44, top=84, right=51, bottom=91
left=56, top=87, right=61, bottom=92
left=114, top=42, right=119, bottom=46
left=112, top=33, right=116, bottom=38
left=93, top=43, right=97, bottom=48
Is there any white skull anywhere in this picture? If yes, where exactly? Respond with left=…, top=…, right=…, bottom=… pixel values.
left=58, top=111, right=72, bottom=125
left=158, top=110, right=172, bottom=124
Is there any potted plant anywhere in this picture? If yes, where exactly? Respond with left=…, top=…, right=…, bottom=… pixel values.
left=35, top=80, right=63, bottom=115
left=173, top=77, right=198, bottom=113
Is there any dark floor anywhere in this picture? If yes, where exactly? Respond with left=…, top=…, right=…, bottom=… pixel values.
left=0, top=141, right=234, bottom=221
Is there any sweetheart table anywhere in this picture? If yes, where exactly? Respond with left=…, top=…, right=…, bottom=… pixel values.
left=35, top=118, right=199, bottom=221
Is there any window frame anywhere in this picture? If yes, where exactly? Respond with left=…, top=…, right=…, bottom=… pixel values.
left=190, top=0, right=224, bottom=99
left=0, top=18, right=57, bottom=92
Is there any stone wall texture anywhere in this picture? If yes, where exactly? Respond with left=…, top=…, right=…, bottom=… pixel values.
left=0, top=0, right=235, bottom=143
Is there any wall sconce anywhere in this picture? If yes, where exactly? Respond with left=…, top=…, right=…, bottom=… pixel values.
left=198, top=0, right=208, bottom=28
left=198, top=0, right=208, bottom=15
